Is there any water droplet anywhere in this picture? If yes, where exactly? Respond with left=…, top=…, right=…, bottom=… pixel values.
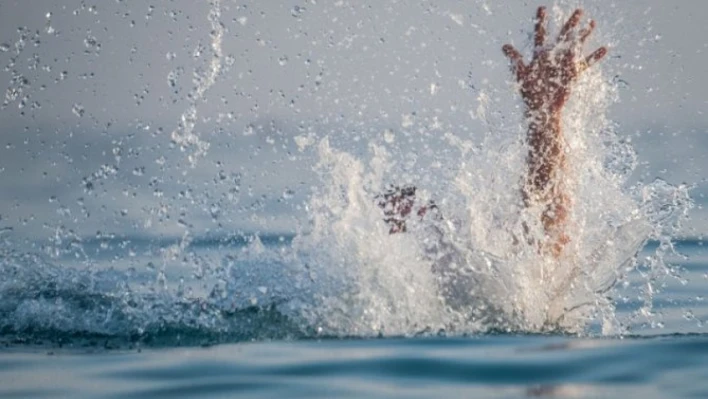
left=72, top=104, right=84, bottom=117
left=167, top=70, right=179, bottom=87
left=232, top=172, right=242, bottom=186
left=278, top=56, right=289, bottom=66
left=383, top=128, right=395, bottom=143
left=192, top=43, right=204, bottom=59
left=84, top=35, right=100, bottom=51
left=243, top=124, right=255, bottom=136
left=291, top=5, right=306, bottom=18
left=210, top=203, right=220, bottom=219
left=430, top=82, right=439, bottom=95
left=401, top=112, right=415, bottom=128
left=0, top=43, right=10, bottom=52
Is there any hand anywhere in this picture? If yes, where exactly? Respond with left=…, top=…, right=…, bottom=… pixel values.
left=376, top=185, right=438, bottom=234
left=502, top=7, right=607, bottom=114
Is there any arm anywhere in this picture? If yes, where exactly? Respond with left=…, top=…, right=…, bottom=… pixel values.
left=502, top=7, right=607, bottom=257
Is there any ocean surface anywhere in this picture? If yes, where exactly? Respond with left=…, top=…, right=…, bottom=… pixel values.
left=1, top=237, right=707, bottom=398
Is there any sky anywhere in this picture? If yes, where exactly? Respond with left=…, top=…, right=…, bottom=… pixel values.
left=0, top=0, right=706, bottom=245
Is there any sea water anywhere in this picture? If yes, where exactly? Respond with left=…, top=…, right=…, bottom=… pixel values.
left=1, top=1, right=706, bottom=398
left=1, top=239, right=707, bottom=398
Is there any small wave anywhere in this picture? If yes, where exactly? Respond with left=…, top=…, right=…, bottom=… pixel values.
left=0, top=250, right=311, bottom=349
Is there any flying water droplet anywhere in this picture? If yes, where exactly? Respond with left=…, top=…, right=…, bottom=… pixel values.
left=282, top=189, right=295, bottom=200
left=291, top=6, right=306, bottom=18
left=83, top=35, right=100, bottom=52
left=72, top=103, right=85, bottom=117
left=383, top=129, right=395, bottom=143
left=167, top=70, right=179, bottom=88
left=243, top=124, right=255, bottom=136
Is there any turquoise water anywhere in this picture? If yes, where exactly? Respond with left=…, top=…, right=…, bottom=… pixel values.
left=1, top=238, right=707, bottom=398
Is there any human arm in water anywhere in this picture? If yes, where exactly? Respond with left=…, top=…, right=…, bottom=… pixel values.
left=379, top=7, right=608, bottom=257
left=502, top=7, right=607, bottom=257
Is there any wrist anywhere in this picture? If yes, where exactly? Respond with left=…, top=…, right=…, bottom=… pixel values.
left=525, top=107, right=561, bottom=130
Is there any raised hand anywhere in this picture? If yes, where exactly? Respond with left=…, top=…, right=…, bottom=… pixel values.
left=502, top=7, right=608, bottom=258
left=502, top=7, right=607, bottom=114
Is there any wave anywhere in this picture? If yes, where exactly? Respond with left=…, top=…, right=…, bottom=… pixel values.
left=0, top=235, right=697, bottom=350
left=0, top=249, right=311, bottom=348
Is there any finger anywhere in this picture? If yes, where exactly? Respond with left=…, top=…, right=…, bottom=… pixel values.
left=502, top=44, right=527, bottom=79
left=585, top=46, right=608, bottom=67
left=558, top=9, right=583, bottom=42
left=502, top=44, right=523, bottom=63
left=578, top=20, right=596, bottom=44
left=534, top=6, right=547, bottom=48
left=577, top=46, right=608, bottom=74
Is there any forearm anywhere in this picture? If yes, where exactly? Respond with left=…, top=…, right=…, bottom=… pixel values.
left=503, top=6, right=607, bottom=258
left=524, top=108, right=566, bottom=197
left=524, top=106, right=571, bottom=256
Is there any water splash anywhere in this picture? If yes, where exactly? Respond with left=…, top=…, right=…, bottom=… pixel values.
left=0, top=244, right=309, bottom=347
left=289, top=37, right=692, bottom=336
left=169, top=0, right=224, bottom=167
left=0, top=5, right=696, bottom=346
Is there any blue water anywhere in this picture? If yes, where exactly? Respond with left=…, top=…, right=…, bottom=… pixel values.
left=1, top=238, right=707, bottom=398
left=2, top=335, right=708, bottom=398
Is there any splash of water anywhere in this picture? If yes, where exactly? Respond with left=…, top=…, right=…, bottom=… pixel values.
left=169, top=0, right=224, bottom=167
left=291, top=45, right=692, bottom=336
left=0, top=6, right=695, bottom=346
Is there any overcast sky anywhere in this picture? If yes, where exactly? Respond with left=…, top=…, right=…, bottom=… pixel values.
left=0, top=0, right=706, bottom=244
